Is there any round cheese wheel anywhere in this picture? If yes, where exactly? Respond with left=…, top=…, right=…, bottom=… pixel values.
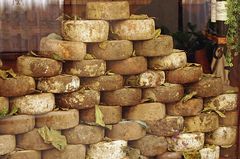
left=81, top=74, right=123, bottom=91
left=6, top=150, right=41, bottom=159
left=199, top=146, right=220, bottom=159
left=148, top=51, right=187, bottom=70
left=0, top=97, right=9, bottom=113
left=35, top=109, right=79, bottom=130
left=125, top=70, right=165, bottom=88
left=37, top=74, right=80, bottom=93
left=187, top=76, right=223, bottom=97
left=0, top=135, right=16, bottom=155
left=17, top=56, right=62, bottom=77
left=106, top=121, right=146, bottom=141
left=88, top=40, right=133, bottom=60
left=219, top=111, right=238, bottom=126
left=111, top=19, right=155, bottom=40
left=124, top=103, right=166, bottom=121
left=62, top=124, right=104, bottom=145
left=167, top=133, right=204, bottom=152
left=0, top=75, right=35, bottom=97
left=166, top=64, right=203, bottom=84
left=64, top=59, right=106, bottom=77
left=16, top=128, right=53, bottom=150
left=143, top=83, right=184, bottom=103
left=146, top=116, right=184, bottom=137
left=107, top=56, right=147, bottom=75
left=62, top=20, right=109, bottom=42
left=129, top=135, right=168, bottom=157
left=80, top=105, right=122, bottom=124
left=39, top=36, right=86, bottom=61
left=56, top=89, right=100, bottom=110
left=10, top=93, right=55, bottom=115
left=87, top=140, right=127, bottom=159
left=42, top=144, right=86, bottom=159
left=101, top=88, right=141, bottom=106
left=0, top=115, right=35, bottom=134
left=134, top=35, right=173, bottom=57
left=86, top=1, right=130, bottom=20
left=167, top=98, right=203, bottom=116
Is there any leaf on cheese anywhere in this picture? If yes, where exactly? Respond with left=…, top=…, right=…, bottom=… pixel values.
left=47, top=33, right=63, bottom=40
left=0, top=69, right=17, bottom=79
left=84, top=54, right=96, bottom=60
left=153, top=29, right=161, bottom=39
left=52, top=53, right=65, bottom=63
left=181, top=91, right=197, bottom=103
left=95, top=105, right=105, bottom=127
left=98, top=41, right=108, bottom=50
left=183, top=151, right=201, bottom=159
left=129, top=14, right=149, bottom=20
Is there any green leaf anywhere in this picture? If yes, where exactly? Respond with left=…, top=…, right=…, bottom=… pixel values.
left=8, top=107, right=18, bottom=116
left=98, top=41, right=108, bottom=50
left=52, top=53, right=65, bottom=63
left=0, top=69, right=17, bottom=79
left=181, top=91, right=197, bottom=103
left=153, top=29, right=161, bottom=39
left=0, top=107, right=8, bottom=118
left=84, top=54, right=96, bottom=60
left=95, top=105, right=105, bottom=127
left=37, top=126, right=67, bottom=151
left=129, top=14, right=149, bottom=20
left=47, top=33, right=63, bottom=40
left=183, top=151, right=201, bottom=159
left=0, top=106, right=18, bottom=119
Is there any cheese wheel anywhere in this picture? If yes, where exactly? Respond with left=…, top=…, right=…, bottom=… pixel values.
left=107, top=56, right=147, bottom=75
left=129, top=135, right=168, bottom=157
left=167, top=98, right=203, bottom=116
left=42, top=144, right=86, bottom=159
left=206, top=126, right=237, bottom=146
left=87, top=140, right=127, bottom=159
left=0, top=97, right=9, bottom=113
left=106, top=121, right=146, bottom=141
left=81, top=74, right=123, bottom=91
left=111, top=19, right=155, bottom=40
left=148, top=51, right=187, bottom=71
left=56, top=89, right=100, bottom=109
left=6, top=150, right=41, bottom=159
left=79, top=105, right=122, bottom=124
left=0, top=135, right=16, bottom=155
left=35, top=109, right=79, bottom=130
left=143, top=83, right=184, bottom=103
left=0, top=115, right=35, bottom=134
left=167, top=133, right=204, bottom=152
left=16, top=128, right=53, bottom=150
left=199, top=146, right=220, bottom=159
left=86, top=1, right=130, bottom=20
left=184, top=113, right=219, bottom=132
left=156, top=152, right=182, bottom=159
left=125, top=70, right=165, bottom=88
left=10, top=93, right=55, bottom=115
left=187, top=76, right=223, bottom=98
left=62, top=124, right=104, bottom=145
left=39, top=36, right=86, bottom=61
left=17, top=56, right=62, bottom=77
left=37, top=74, right=80, bottom=93
left=64, top=59, right=106, bottom=77
left=204, top=93, right=237, bottom=111
left=166, top=64, right=203, bottom=84
left=0, top=75, right=35, bottom=97
left=124, top=103, right=166, bottom=121
left=134, top=35, right=173, bottom=57
left=62, top=20, right=109, bottom=42
left=146, top=116, right=184, bottom=137
left=220, top=144, right=237, bottom=159
left=101, top=88, right=141, bottom=106
left=219, top=111, right=238, bottom=126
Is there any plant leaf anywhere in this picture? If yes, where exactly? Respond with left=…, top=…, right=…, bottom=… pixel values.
left=134, top=120, right=148, bottom=129
left=181, top=91, right=197, bottom=103
left=129, top=14, right=149, bottom=20
left=141, top=98, right=156, bottom=103
left=186, top=63, right=201, bottom=67
left=132, top=50, right=136, bottom=57
left=183, top=151, right=201, bottom=159
left=28, top=51, right=39, bottom=57
left=0, top=107, right=9, bottom=118
left=202, top=104, right=226, bottom=118
left=37, top=126, right=67, bottom=151
left=84, top=54, right=96, bottom=60
left=153, top=29, right=161, bottom=39
left=105, top=70, right=115, bottom=76
left=52, top=53, right=65, bottom=63
left=95, top=105, right=105, bottom=127
left=0, top=69, right=17, bottom=79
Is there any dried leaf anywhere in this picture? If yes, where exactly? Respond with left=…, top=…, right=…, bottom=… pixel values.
left=153, top=29, right=161, bottom=39
left=103, top=137, right=112, bottom=142
left=28, top=51, right=39, bottom=57
left=52, top=53, right=65, bottom=63
left=224, top=90, right=238, bottom=94
left=202, top=74, right=220, bottom=78
left=129, top=14, right=149, bottom=20
left=173, top=49, right=184, bottom=53
left=37, top=126, right=67, bottom=151
left=162, top=83, right=172, bottom=87
left=202, top=104, right=226, bottom=118
left=95, top=105, right=105, bottom=127
left=181, top=91, right=197, bottom=103
left=84, top=54, right=96, bottom=60
left=221, top=145, right=233, bottom=148
left=98, top=41, right=108, bottom=50
left=134, top=120, right=148, bottom=129
left=105, top=70, right=115, bottom=76
left=186, top=63, right=201, bottom=67
left=0, top=69, right=17, bottom=79
left=132, top=50, right=136, bottom=57
left=141, top=98, right=156, bottom=103
left=47, top=33, right=63, bottom=40
left=183, top=151, right=201, bottom=159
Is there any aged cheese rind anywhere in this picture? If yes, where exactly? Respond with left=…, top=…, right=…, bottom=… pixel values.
left=56, top=89, right=100, bottom=109
left=0, top=135, right=16, bottom=155
left=62, top=20, right=109, bottom=42
left=0, top=115, right=35, bottom=134
left=86, top=1, right=130, bottom=20
left=148, top=52, right=187, bottom=70
left=134, top=35, right=173, bottom=57
left=64, top=59, right=106, bottom=77
left=88, top=40, right=133, bottom=61
left=199, top=146, right=220, bottom=159
left=39, top=37, right=86, bottom=61
left=37, top=74, right=80, bottom=93
left=35, top=109, right=79, bottom=130
left=6, top=150, right=41, bottom=159
left=101, top=88, right=141, bottom=106
left=0, top=75, right=35, bottom=97
left=17, top=56, right=62, bottom=77
left=0, top=97, right=9, bottom=113
left=81, top=74, right=123, bottom=91
left=111, top=19, right=155, bottom=40
left=62, top=124, right=104, bottom=145
left=80, top=105, right=122, bottom=124
left=10, top=93, right=55, bottom=115
left=107, top=56, right=147, bottom=75
left=124, top=103, right=166, bottom=121
left=219, top=111, right=238, bottom=126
